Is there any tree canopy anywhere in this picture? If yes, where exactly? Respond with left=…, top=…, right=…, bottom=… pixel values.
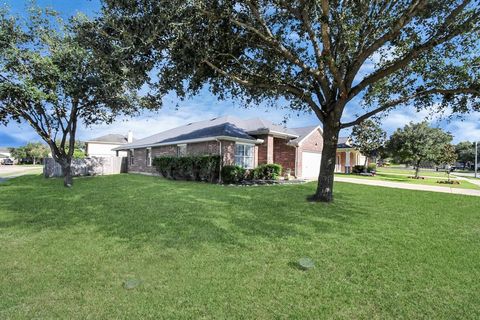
left=351, top=120, right=386, bottom=169
left=0, top=7, right=153, bottom=185
left=387, top=121, right=453, bottom=177
left=96, top=0, right=480, bottom=201
left=455, top=141, right=476, bottom=165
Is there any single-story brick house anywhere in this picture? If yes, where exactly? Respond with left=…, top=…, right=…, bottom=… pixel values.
left=114, top=116, right=366, bottom=179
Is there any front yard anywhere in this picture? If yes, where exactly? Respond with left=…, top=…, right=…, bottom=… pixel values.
left=1, top=174, right=479, bottom=319
left=337, top=172, right=480, bottom=190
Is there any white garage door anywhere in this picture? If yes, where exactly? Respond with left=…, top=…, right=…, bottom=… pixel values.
left=302, top=152, right=321, bottom=179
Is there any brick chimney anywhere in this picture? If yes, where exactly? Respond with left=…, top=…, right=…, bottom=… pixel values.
left=127, top=131, right=133, bottom=143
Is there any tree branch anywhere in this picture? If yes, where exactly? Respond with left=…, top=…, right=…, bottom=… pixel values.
left=346, top=0, right=427, bottom=88
left=198, top=7, right=321, bottom=83
left=348, top=1, right=476, bottom=100
left=341, top=87, right=480, bottom=128
left=319, top=0, right=346, bottom=98
left=298, top=0, right=332, bottom=102
left=202, top=59, right=325, bottom=121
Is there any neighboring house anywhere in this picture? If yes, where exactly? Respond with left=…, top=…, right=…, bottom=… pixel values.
left=114, top=116, right=367, bottom=179
left=336, top=137, right=368, bottom=174
left=85, top=132, right=134, bottom=157
left=0, top=147, right=12, bottom=164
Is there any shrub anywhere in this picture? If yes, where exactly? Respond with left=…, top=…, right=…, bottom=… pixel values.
left=221, top=165, right=246, bottom=184
left=353, top=163, right=376, bottom=174
left=153, top=155, right=221, bottom=182
left=352, top=165, right=364, bottom=174
left=252, top=163, right=282, bottom=180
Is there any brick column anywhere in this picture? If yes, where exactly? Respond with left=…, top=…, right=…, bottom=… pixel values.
left=266, top=135, right=274, bottom=164
left=345, top=151, right=351, bottom=174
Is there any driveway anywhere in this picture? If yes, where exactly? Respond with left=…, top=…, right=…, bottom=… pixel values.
left=0, top=165, right=43, bottom=182
left=334, top=176, right=480, bottom=197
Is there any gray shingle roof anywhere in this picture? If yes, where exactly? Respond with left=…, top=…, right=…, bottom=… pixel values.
left=87, top=134, right=131, bottom=144
left=337, top=137, right=352, bottom=148
left=289, top=126, right=321, bottom=145
left=116, top=116, right=299, bottom=150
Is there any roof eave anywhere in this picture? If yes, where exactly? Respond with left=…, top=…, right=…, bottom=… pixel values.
left=247, top=129, right=299, bottom=139
left=113, top=136, right=264, bottom=151
left=85, top=140, right=127, bottom=145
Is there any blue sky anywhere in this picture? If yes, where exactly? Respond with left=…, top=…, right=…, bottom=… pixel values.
left=1, top=0, right=479, bottom=147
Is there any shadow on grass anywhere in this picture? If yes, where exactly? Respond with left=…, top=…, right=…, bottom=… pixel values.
left=0, top=175, right=373, bottom=249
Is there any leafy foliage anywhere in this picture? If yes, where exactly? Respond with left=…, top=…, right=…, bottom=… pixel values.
left=0, top=7, right=153, bottom=185
left=455, top=141, right=476, bottom=165
left=153, top=155, right=221, bottom=182
left=221, top=165, right=246, bottom=184
left=97, top=0, right=480, bottom=201
left=249, top=164, right=283, bottom=180
left=352, top=164, right=377, bottom=174
left=9, top=142, right=49, bottom=163
left=351, top=120, right=386, bottom=168
left=386, top=122, right=452, bottom=177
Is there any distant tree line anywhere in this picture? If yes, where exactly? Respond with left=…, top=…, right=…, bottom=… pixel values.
left=9, top=142, right=49, bottom=164
left=350, top=120, right=477, bottom=177
left=9, top=141, right=86, bottom=164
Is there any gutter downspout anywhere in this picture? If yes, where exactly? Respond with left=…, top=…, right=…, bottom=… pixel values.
left=216, top=139, right=223, bottom=184
left=295, top=146, right=299, bottom=179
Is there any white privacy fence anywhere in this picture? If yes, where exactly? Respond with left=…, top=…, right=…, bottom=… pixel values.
left=44, top=157, right=127, bottom=177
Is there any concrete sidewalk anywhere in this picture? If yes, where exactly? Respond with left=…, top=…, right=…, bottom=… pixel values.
left=0, top=165, right=43, bottom=181
left=334, top=176, right=480, bottom=197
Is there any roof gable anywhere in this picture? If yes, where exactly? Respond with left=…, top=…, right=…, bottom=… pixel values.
left=87, top=134, right=131, bottom=144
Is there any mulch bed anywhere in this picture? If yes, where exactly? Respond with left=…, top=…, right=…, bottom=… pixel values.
left=225, top=179, right=308, bottom=186
left=437, top=180, right=460, bottom=185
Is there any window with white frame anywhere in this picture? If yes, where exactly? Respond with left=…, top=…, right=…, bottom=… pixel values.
left=177, top=144, right=187, bottom=157
left=129, top=149, right=135, bottom=165
left=235, top=143, right=254, bottom=168
left=146, top=148, right=152, bottom=166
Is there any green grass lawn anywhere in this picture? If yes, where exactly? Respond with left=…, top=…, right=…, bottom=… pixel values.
left=337, top=172, right=480, bottom=190
left=376, top=166, right=453, bottom=178
left=1, top=174, right=479, bottom=319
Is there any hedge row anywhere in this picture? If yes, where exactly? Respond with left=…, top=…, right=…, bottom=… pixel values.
left=221, top=163, right=282, bottom=184
left=153, top=155, right=221, bottom=182
left=153, top=155, right=283, bottom=184
left=352, top=163, right=377, bottom=173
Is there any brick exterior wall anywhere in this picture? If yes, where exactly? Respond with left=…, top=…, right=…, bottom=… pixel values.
left=273, top=137, right=296, bottom=175
left=187, top=141, right=219, bottom=155
left=257, top=135, right=270, bottom=165
left=127, top=140, right=240, bottom=174
left=221, top=141, right=235, bottom=166
left=128, top=148, right=157, bottom=174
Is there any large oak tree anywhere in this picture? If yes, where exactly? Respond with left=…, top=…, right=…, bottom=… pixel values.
left=98, top=0, right=479, bottom=201
left=0, top=8, right=152, bottom=186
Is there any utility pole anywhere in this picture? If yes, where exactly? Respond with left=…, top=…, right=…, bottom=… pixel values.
left=475, top=141, right=478, bottom=179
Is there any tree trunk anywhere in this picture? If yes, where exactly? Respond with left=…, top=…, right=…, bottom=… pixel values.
left=62, top=162, right=73, bottom=187
left=33, top=157, right=36, bottom=165
left=312, top=124, right=340, bottom=202
left=414, top=161, right=421, bottom=178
